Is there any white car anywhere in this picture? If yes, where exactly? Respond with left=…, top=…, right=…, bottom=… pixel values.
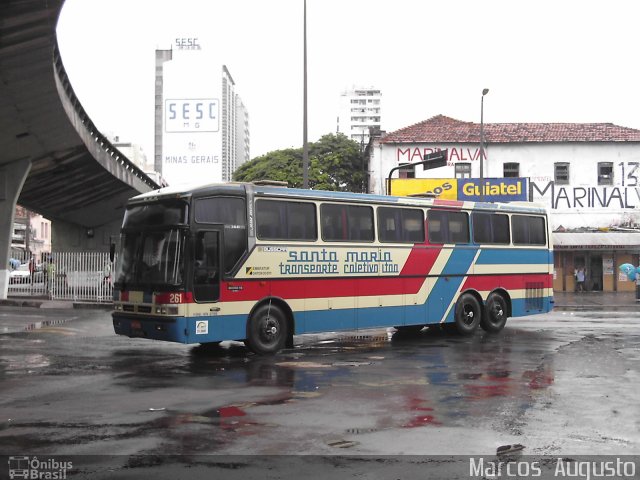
left=9, top=264, right=31, bottom=284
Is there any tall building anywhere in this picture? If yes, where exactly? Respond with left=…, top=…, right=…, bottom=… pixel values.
left=235, top=94, right=250, bottom=168
left=154, top=43, right=249, bottom=185
left=154, top=48, right=173, bottom=175
left=337, top=86, right=382, bottom=146
left=220, top=66, right=236, bottom=182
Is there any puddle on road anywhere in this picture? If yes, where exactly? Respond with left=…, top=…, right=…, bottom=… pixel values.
left=1, top=353, right=51, bottom=373
left=1, top=324, right=559, bottom=453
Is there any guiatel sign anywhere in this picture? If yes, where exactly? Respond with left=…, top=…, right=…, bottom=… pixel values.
left=391, top=178, right=528, bottom=202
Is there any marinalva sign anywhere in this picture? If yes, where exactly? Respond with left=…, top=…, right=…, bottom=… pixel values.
left=391, top=178, right=529, bottom=202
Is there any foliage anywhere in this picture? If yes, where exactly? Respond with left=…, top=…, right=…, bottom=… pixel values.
left=233, top=133, right=366, bottom=191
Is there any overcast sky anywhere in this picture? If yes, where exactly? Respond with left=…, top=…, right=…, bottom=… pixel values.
left=56, top=0, right=640, bottom=161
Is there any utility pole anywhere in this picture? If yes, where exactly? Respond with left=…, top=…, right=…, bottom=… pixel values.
left=479, top=88, right=489, bottom=201
left=302, top=0, right=309, bottom=189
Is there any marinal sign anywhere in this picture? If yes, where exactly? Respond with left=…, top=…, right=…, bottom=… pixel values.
left=459, top=178, right=528, bottom=202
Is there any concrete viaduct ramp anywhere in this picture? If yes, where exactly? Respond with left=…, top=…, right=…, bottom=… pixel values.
left=1, top=0, right=159, bottom=297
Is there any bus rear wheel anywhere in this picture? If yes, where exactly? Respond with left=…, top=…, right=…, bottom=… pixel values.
left=454, top=293, right=481, bottom=335
left=245, top=303, right=288, bottom=355
left=480, top=292, right=508, bottom=333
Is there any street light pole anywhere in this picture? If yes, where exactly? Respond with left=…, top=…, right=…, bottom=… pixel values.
left=479, top=88, right=489, bottom=182
left=479, top=88, right=489, bottom=202
left=302, top=0, right=309, bottom=189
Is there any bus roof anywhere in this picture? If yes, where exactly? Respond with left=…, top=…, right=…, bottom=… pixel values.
left=129, top=182, right=547, bottom=214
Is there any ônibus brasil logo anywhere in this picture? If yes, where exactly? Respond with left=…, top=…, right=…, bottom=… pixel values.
left=8, top=456, right=72, bottom=479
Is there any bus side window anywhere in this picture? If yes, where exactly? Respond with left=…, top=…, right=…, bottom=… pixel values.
left=321, top=203, right=373, bottom=242
left=512, top=215, right=546, bottom=246
left=427, top=211, right=445, bottom=243
left=378, top=207, right=424, bottom=243
left=473, top=212, right=510, bottom=244
left=428, top=210, right=469, bottom=244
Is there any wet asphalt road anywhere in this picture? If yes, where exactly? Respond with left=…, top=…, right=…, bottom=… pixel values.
left=0, top=307, right=639, bottom=477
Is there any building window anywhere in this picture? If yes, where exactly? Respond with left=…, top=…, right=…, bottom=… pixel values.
left=598, top=162, right=613, bottom=185
left=554, top=163, right=570, bottom=185
left=503, top=162, right=520, bottom=178
left=399, top=170, right=415, bottom=179
left=455, top=163, right=471, bottom=179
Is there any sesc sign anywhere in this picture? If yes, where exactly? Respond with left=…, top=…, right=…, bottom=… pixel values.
left=165, top=98, right=219, bottom=133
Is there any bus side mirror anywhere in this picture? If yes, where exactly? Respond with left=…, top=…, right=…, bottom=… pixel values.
left=109, top=243, right=116, bottom=263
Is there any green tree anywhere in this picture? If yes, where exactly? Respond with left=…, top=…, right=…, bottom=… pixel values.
left=233, top=133, right=366, bottom=192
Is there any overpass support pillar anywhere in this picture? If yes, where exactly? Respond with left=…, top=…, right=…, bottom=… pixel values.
left=0, top=158, right=32, bottom=300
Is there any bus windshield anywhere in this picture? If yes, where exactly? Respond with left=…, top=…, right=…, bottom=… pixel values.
left=114, top=228, right=186, bottom=289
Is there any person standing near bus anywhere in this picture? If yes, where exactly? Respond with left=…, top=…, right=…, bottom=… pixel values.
left=28, top=254, right=35, bottom=285
left=575, top=267, right=586, bottom=292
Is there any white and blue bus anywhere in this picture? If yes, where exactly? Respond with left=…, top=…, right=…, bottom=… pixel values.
left=112, top=182, right=554, bottom=354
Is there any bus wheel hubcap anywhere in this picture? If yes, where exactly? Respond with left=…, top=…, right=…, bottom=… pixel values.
left=264, top=320, right=277, bottom=337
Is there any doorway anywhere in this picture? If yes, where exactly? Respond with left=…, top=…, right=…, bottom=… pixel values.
left=588, top=254, right=603, bottom=291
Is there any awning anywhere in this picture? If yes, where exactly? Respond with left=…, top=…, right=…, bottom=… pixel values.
left=552, top=232, right=640, bottom=250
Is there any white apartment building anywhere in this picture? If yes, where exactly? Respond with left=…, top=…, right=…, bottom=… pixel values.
left=371, top=114, right=640, bottom=293
left=235, top=94, right=250, bottom=169
left=337, top=87, right=382, bottom=146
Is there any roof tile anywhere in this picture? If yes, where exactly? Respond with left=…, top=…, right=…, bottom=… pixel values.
left=380, top=114, right=640, bottom=143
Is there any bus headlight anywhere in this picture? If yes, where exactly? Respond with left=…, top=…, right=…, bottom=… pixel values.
left=154, top=306, right=179, bottom=315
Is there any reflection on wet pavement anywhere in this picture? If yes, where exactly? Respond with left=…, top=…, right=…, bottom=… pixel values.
left=1, top=311, right=637, bottom=456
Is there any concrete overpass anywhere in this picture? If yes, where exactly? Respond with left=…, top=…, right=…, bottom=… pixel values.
left=1, top=0, right=160, bottom=297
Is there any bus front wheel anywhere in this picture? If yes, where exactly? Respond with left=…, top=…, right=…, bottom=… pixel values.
left=454, top=293, right=481, bottom=335
left=480, top=292, right=508, bottom=333
left=245, top=303, right=288, bottom=355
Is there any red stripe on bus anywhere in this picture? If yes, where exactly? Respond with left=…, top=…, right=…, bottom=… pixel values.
left=433, top=199, right=464, bottom=207
left=220, top=276, right=426, bottom=302
left=399, top=246, right=442, bottom=276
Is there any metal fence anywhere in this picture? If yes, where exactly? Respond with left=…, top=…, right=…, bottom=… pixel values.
left=8, top=251, right=114, bottom=303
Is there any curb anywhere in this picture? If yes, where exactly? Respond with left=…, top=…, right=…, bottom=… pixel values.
left=553, top=305, right=640, bottom=311
left=0, top=299, right=43, bottom=308
left=0, top=299, right=113, bottom=310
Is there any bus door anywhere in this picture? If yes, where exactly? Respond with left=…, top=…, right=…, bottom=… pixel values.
left=193, top=230, right=221, bottom=302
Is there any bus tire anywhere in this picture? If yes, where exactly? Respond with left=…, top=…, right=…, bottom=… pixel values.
left=481, top=292, right=508, bottom=333
left=454, top=293, right=481, bottom=335
left=245, top=303, right=288, bottom=355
